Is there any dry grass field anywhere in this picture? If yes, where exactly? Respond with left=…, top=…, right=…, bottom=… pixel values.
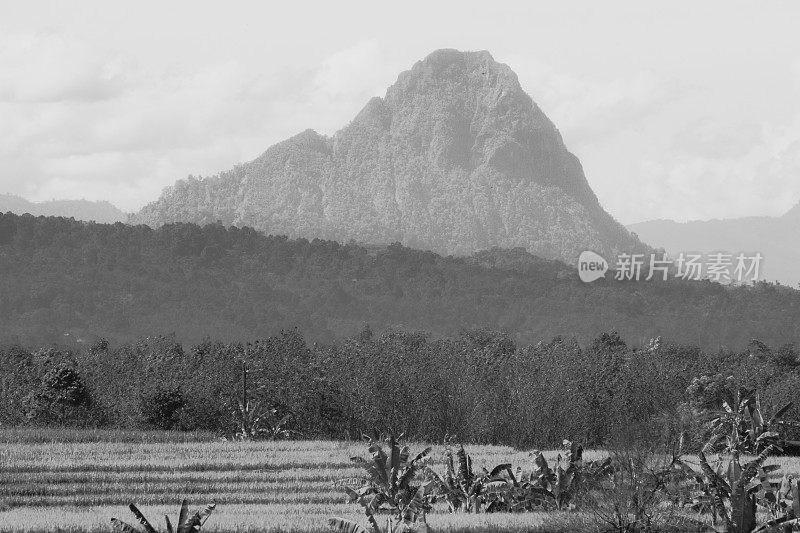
left=2, top=429, right=800, bottom=533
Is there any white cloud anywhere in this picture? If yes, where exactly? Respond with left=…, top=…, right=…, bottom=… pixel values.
left=0, top=7, right=799, bottom=225
left=0, top=35, right=403, bottom=212
left=510, top=56, right=673, bottom=148
left=505, top=53, right=800, bottom=225
left=613, top=112, right=800, bottom=223
left=0, top=32, right=267, bottom=210
left=303, top=40, right=400, bottom=134
left=0, top=31, right=130, bottom=103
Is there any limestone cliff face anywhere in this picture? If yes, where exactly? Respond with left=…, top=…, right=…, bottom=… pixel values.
left=133, top=49, right=643, bottom=262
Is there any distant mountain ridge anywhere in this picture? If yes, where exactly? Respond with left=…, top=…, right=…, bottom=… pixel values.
left=0, top=194, right=126, bottom=224
left=628, top=202, right=800, bottom=286
left=132, top=49, right=645, bottom=264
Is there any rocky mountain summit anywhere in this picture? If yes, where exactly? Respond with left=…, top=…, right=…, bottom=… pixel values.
left=132, top=49, right=644, bottom=263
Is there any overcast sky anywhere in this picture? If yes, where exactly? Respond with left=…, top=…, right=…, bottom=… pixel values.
left=2, top=1, right=799, bottom=224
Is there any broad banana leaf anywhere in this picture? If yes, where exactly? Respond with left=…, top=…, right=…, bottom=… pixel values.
left=180, top=504, right=215, bottom=533
left=177, top=499, right=189, bottom=533
left=726, top=456, right=743, bottom=485
left=329, top=517, right=369, bottom=533
left=730, top=483, right=756, bottom=533
left=128, top=504, right=157, bottom=533
left=699, top=450, right=732, bottom=497
left=754, top=516, right=800, bottom=533
left=698, top=451, right=732, bottom=527
left=390, top=435, right=401, bottom=482
left=767, top=402, right=794, bottom=427
left=755, top=466, right=777, bottom=504
left=456, top=446, right=472, bottom=491
left=111, top=518, right=139, bottom=533
left=398, top=445, right=410, bottom=465
left=489, top=463, right=512, bottom=479
left=369, top=442, right=389, bottom=485
left=397, top=447, right=432, bottom=491
left=741, top=445, right=776, bottom=487
left=750, top=393, right=765, bottom=436
left=402, top=483, right=431, bottom=522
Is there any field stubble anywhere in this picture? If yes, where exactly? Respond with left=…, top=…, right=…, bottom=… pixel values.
left=2, top=430, right=800, bottom=532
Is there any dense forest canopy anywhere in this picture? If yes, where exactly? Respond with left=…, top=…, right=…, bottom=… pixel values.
left=1, top=212, right=799, bottom=350
left=2, top=328, right=799, bottom=450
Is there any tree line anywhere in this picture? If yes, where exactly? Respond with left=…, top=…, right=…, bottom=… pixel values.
left=2, top=327, right=798, bottom=449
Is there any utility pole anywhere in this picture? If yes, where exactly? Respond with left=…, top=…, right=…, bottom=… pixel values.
left=242, top=359, right=249, bottom=437
left=242, top=360, right=248, bottom=411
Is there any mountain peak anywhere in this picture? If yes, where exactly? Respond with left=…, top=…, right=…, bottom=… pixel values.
left=133, top=49, right=643, bottom=262
left=373, top=49, right=595, bottom=203
left=412, top=48, right=498, bottom=73
left=389, top=48, right=521, bottom=103
left=406, top=49, right=517, bottom=83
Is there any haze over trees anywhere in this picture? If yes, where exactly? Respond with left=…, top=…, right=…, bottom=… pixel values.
left=629, top=202, right=800, bottom=287
left=0, top=193, right=127, bottom=224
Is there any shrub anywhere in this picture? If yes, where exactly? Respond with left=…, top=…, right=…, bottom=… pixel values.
left=140, top=389, right=185, bottom=430
left=23, top=360, right=95, bottom=425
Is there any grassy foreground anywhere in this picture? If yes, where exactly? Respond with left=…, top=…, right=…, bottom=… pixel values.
left=2, top=429, right=800, bottom=532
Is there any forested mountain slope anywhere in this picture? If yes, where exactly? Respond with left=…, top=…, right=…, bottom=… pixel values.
left=1, top=213, right=798, bottom=349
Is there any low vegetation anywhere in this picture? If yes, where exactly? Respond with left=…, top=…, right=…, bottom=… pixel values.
left=0, top=436, right=595, bottom=532
left=5, top=423, right=800, bottom=533
left=320, top=386, right=800, bottom=533
left=111, top=501, right=215, bottom=533
left=3, top=329, right=800, bottom=455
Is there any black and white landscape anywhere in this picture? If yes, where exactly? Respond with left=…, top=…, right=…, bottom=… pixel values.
left=2, top=3, right=800, bottom=533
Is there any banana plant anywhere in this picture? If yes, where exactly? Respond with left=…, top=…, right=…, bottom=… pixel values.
left=480, top=461, right=555, bottom=513
left=747, top=474, right=797, bottom=532
left=705, top=387, right=795, bottom=457
left=426, top=442, right=524, bottom=512
left=329, top=513, right=429, bottom=533
left=528, top=440, right=613, bottom=510
left=675, top=388, right=800, bottom=533
left=696, top=443, right=778, bottom=533
left=111, top=500, right=215, bottom=533
left=340, top=434, right=434, bottom=523
left=428, top=440, right=611, bottom=514
left=231, top=399, right=300, bottom=441
left=426, top=443, right=484, bottom=512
